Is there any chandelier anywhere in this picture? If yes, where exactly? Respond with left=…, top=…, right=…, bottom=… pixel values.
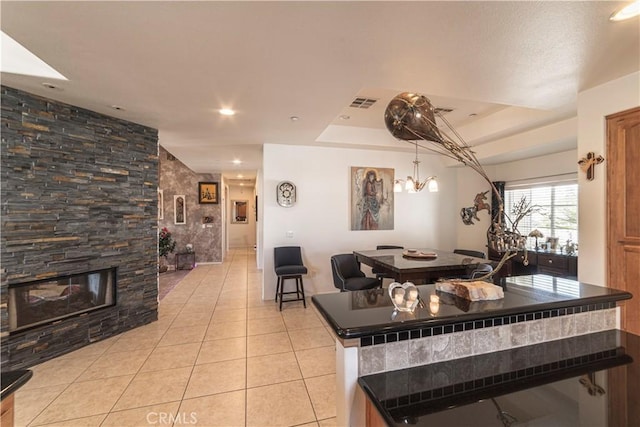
left=394, top=141, right=438, bottom=193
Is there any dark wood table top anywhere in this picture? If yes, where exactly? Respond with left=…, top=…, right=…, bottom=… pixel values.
left=354, top=248, right=486, bottom=275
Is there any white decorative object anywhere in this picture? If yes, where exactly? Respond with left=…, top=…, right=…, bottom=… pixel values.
left=277, top=181, right=296, bottom=207
left=388, top=281, right=420, bottom=312
left=429, top=301, right=440, bottom=315
left=435, top=280, right=504, bottom=301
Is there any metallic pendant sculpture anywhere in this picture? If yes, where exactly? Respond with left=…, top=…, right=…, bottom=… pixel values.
left=384, top=92, right=528, bottom=279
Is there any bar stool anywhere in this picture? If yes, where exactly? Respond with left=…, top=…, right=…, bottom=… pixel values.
left=274, top=246, right=307, bottom=311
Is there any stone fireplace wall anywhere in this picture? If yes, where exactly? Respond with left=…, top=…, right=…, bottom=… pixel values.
left=0, top=86, right=159, bottom=370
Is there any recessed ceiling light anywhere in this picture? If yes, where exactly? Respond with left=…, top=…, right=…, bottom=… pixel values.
left=290, top=116, right=300, bottom=121
left=232, top=159, right=242, bottom=165
left=240, top=183, right=245, bottom=186
left=237, top=174, right=244, bottom=178
left=219, top=108, right=236, bottom=116
left=610, top=0, right=640, bottom=21
left=469, top=113, right=477, bottom=117
left=41, top=82, right=60, bottom=90
left=111, top=105, right=125, bottom=111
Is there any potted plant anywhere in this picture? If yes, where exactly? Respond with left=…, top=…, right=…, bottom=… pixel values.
left=159, top=227, right=176, bottom=273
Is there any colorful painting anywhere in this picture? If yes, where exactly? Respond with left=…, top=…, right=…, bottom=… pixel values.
left=350, top=166, right=394, bottom=230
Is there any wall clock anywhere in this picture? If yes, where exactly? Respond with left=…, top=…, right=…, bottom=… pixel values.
left=277, top=181, right=296, bottom=207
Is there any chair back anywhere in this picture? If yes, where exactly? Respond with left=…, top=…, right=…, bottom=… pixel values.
left=331, top=254, right=365, bottom=290
left=376, top=245, right=404, bottom=250
left=274, top=246, right=304, bottom=269
left=470, top=263, right=493, bottom=279
left=453, top=249, right=486, bottom=259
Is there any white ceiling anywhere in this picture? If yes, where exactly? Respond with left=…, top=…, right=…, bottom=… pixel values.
left=1, top=1, right=638, bottom=182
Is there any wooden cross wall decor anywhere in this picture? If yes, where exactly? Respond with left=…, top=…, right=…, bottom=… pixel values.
left=578, top=152, right=604, bottom=181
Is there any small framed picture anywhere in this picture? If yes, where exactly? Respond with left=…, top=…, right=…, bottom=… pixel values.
left=198, top=182, right=219, bottom=204
left=174, top=195, right=186, bottom=224
left=158, top=189, right=164, bottom=220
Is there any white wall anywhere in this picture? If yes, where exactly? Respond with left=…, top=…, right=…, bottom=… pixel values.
left=228, top=185, right=257, bottom=248
left=454, top=165, right=496, bottom=256
left=262, top=143, right=457, bottom=298
left=492, top=149, right=577, bottom=183
left=577, top=71, right=640, bottom=287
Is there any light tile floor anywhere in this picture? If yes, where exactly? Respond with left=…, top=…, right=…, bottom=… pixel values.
left=14, top=248, right=338, bottom=427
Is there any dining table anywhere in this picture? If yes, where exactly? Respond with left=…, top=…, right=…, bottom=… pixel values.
left=353, top=247, right=487, bottom=284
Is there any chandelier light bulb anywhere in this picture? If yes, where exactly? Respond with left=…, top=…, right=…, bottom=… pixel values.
left=405, top=177, right=414, bottom=191
left=428, top=178, right=439, bottom=192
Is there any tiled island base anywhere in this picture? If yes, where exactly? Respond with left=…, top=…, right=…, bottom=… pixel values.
left=312, top=276, right=632, bottom=426
left=359, top=305, right=617, bottom=376
left=359, top=329, right=639, bottom=426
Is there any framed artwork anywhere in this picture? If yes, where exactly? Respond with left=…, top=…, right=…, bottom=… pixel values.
left=174, top=195, right=186, bottom=225
left=158, top=189, right=164, bottom=220
left=350, top=166, right=394, bottom=231
left=198, top=182, right=219, bottom=204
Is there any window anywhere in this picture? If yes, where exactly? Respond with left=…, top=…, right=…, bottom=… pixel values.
left=504, top=182, right=578, bottom=247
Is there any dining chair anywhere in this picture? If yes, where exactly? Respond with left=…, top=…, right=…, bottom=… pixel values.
left=372, top=245, right=404, bottom=281
left=470, top=263, right=494, bottom=279
left=330, top=254, right=381, bottom=292
left=453, top=248, right=486, bottom=259
left=274, top=246, right=307, bottom=311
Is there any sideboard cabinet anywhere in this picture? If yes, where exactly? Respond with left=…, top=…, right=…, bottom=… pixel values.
left=488, top=248, right=577, bottom=279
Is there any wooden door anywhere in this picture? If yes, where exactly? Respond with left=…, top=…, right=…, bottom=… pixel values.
left=607, top=106, right=640, bottom=336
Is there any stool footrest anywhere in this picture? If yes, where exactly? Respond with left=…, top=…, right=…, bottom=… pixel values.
left=275, top=274, right=307, bottom=311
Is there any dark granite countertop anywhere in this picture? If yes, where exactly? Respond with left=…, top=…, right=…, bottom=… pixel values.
left=311, top=274, right=632, bottom=339
left=1, top=369, right=32, bottom=401
left=359, top=330, right=639, bottom=426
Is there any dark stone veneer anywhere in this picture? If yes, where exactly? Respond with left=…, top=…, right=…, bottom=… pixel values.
left=1, top=86, right=159, bottom=370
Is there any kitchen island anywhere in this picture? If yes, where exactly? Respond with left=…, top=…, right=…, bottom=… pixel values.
left=311, top=274, right=632, bottom=426
left=359, top=329, right=639, bottom=426
left=1, top=370, right=32, bottom=427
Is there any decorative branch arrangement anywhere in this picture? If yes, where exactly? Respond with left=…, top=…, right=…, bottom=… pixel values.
left=509, top=196, right=543, bottom=233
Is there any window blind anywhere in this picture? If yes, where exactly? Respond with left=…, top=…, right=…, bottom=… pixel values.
left=504, top=176, right=578, bottom=247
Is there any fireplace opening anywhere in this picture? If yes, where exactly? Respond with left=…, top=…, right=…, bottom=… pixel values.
left=8, top=267, right=117, bottom=333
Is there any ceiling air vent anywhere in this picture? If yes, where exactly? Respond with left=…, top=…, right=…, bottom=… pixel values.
left=350, top=97, right=378, bottom=109
left=434, top=107, right=454, bottom=115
